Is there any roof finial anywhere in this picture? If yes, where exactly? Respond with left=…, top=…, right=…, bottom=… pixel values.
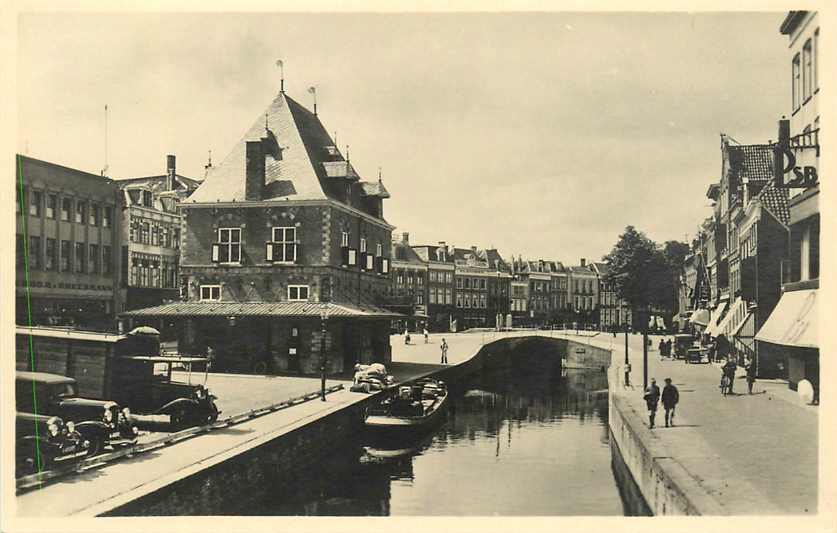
left=333, top=131, right=338, bottom=146
left=378, top=166, right=382, bottom=182
left=308, top=86, right=317, bottom=116
left=276, top=59, right=284, bottom=93
left=205, top=149, right=212, bottom=170
left=265, top=112, right=269, bottom=131
left=345, top=145, right=350, bottom=162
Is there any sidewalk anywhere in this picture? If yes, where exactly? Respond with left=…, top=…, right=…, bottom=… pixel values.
left=594, top=333, right=818, bottom=514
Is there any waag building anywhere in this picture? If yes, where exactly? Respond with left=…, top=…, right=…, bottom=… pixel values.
left=122, top=81, right=398, bottom=375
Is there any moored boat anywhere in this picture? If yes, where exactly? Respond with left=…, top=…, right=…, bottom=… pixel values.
left=364, top=378, right=448, bottom=430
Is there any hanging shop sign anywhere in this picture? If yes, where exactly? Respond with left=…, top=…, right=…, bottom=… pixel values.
left=775, top=118, right=819, bottom=189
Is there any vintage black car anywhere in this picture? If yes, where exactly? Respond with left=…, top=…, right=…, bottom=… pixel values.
left=113, top=355, right=220, bottom=430
left=16, top=371, right=138, bottom=456
left=15, top=412, right=89, bottom=477
left=16, top=326, right=220, bottom=432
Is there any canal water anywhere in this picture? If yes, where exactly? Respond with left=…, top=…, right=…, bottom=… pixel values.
left=237, top=353, right=650, bottom=516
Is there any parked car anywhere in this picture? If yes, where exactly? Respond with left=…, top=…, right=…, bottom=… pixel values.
left=15, top=412, right=89, bottom=477
left=16, top=326, right=220, bottom=432
left=16, top=371, right=138, bottom=456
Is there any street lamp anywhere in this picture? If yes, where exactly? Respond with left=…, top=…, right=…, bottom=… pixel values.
left=319, top=302, right=329, bottom=401
left=624, top=312, right=631, bottom=387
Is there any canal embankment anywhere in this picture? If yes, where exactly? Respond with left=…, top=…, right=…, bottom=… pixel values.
left=16, top=331, right=610, bottom=516
left=594, top=332, right=817, bottom=515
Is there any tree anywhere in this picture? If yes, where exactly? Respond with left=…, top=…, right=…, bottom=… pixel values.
left=602, top=227, right=686, bottom=328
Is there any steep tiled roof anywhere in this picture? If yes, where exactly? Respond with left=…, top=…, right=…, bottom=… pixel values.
left=757, top=180, right=790, bottom=226
left=728, top=144, right=774, bottom=183
left=188, top=91, right=341, bottom=203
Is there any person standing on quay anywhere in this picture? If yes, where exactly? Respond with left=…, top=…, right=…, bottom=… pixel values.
left=643, top=378, right=661, bottom=429
left=661, top=378, right=679, bottom=427
left=745, top=357, right=757, bottom=394
left=440, top=338, right=449, bottom=364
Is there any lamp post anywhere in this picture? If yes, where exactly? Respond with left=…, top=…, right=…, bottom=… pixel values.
left=624, top=312, right=630, bottom=387
left=319, top=302, right=329, bottom=401
left=642, top=304, right=650, bottom=392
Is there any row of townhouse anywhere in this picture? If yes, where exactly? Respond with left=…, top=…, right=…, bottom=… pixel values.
left=15, top=154, right=201, bottom=332
left=508, top=257, right=632, bottom=331
left=390, top=234, right=512, bottom=332
left=678, top=11, right=820, bottom=399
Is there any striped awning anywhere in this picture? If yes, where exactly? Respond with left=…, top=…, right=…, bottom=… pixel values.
left=756, top=289, right=818, bottom=349
left=120, top=301, right=403, bottom=319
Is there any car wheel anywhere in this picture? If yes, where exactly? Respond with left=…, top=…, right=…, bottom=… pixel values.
left=171, top=408, right=188, bottom=430
left=206, top=401, right=219, bottom=424
left=86, top=436, right=104, bottom=457
left=16, top=444, right=40, bottom=477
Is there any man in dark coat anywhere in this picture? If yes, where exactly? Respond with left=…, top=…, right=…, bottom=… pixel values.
left=661, top=378, right=679, bottom=427
left=643, top=378, right=661, bottom=429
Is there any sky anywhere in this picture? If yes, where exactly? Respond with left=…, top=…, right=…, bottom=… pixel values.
left=17, top=12, right=789, bottom=265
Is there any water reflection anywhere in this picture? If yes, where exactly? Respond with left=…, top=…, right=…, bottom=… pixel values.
left=238, top=351, right=646, bottom=516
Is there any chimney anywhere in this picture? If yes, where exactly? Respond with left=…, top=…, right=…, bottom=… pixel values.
left=580, top=258, right=586, bottom=267
left=166, top=154, right=176, bottom=192
left=402, top=232, right=409, bottom=244
left=245, top=141, right=265, bottom=201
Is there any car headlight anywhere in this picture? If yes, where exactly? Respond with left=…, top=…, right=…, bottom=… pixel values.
left=103, top=407, right=114, bottom=423
left=66, top=421, right=76, bottom=434
left=47, top=417, right=60, bottom=437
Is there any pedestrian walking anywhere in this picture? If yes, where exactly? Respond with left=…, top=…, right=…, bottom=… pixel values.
left=423, top=327, right=429, bottom=344
left=404, top=328, right=411, bottom=345
left=665, top=339, right=672, bottom=358
left=661, top=378, right=679, bottom=427
left=745, top=357, right=757, bottom=394
left=440, top=338, right=449, bottom=364
left=643, top=378, right=661, bottom=429
left=658, top=338, right=665, bottom=360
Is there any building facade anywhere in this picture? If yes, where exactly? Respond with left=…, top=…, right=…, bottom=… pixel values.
left=755, top=11, right=820, bottom=399
left=412, top=242, right=456, bottom=332
left=122, top=85, right=397, bottom=375
left=389, top=232, right=429, bottom=331
left=115, top=155, right=202, bottom=318
left=15, top=155, right=123, bottom=331
left=452, top=246, right=510, bottom=330
left=568, top=260, right=599, bottom=328
left=592, top=262, right=632, bottom=331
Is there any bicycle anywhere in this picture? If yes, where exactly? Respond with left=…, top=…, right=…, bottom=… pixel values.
left=720, top=374, right=731, bottom=396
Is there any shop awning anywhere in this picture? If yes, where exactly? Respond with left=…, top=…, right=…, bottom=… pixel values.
left=691, top=308, right=711, bottom=327
left=755, top=289, right=818, bottom=349
left=717, top=297, right=748, bottom=338
left=704, top=302, right=728, bottom=337
left=120, top=301, right=404, bottom=320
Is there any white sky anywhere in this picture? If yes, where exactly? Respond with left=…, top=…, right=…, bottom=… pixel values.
left=17, top=12, right=788, bottom=264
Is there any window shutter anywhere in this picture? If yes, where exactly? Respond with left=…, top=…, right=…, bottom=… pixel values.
left=341, top=246, right=349, bottom=266
left=211, top=242, right=220, bottom=263
left=292, top=243, right=300, bottom=263
left=382, top=258, right=390, bottom=275
left=365, top=253, right=374, bottom=271
left=348, top=248, right=357, bottom=266
left=266, top=242, right=274, bottom=262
